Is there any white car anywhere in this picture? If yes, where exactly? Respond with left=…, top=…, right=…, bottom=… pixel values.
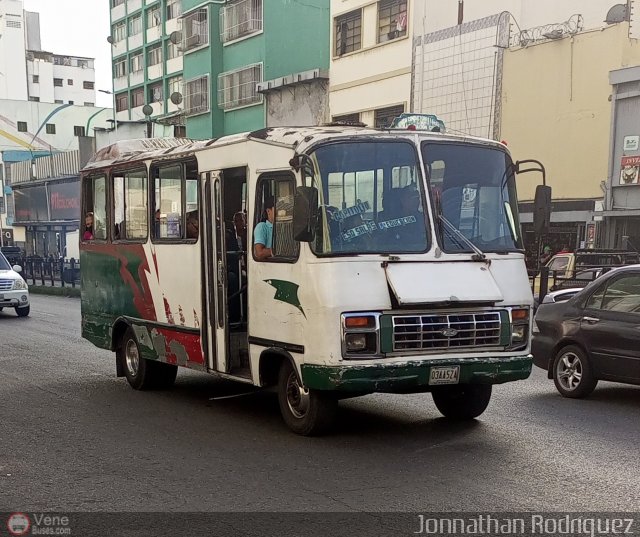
left=0, top=251, right=30, bottom=317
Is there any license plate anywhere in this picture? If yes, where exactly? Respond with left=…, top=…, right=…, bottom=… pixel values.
left=429, top=366, right=460, bottom=385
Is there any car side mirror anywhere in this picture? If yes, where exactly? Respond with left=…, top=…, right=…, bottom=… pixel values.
left=533, top=185, right=552, bottom=236
left=293, top=186, right=319, bottom=242
left=12, top=265, right=22, bottom=273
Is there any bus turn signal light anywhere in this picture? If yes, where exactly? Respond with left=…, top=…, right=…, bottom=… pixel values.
left=512, top=309, right=529, bottom=321
left=345, top=316, right=375, bottom=329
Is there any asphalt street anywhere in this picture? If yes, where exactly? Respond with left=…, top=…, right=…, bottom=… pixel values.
left=1, top=295, right=639, bottom=513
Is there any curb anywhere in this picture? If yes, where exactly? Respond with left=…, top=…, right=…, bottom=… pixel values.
left=29, top=286, right=81, bottom=298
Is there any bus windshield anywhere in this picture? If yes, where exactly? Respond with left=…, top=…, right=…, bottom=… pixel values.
left=422, top=142, right=523, bottom=253
left=308, top=141, right=430, bottom=255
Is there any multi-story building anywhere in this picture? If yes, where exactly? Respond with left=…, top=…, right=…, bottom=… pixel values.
left=109, top=0, right=185, bottom=127
left=109, top=0, right=330, bottom=139
left=0, top=0, right=97, bottom=105
left=330, top=0, right=623, bottom=129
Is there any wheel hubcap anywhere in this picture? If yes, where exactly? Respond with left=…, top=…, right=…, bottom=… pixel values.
left=286, top=370, right=310, bottom=419
left=557, top=352, right=583, bottom=391
left=125, top=339, right=140, bottom=377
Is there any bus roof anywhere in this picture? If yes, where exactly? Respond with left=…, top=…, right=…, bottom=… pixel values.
left=83, top=126, right=505, bottom=171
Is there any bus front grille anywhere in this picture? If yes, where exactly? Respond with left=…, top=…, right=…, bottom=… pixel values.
left=392, top=311, right=502, bottom=352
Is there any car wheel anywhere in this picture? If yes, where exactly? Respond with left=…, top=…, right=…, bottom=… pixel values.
left=119, top=327, right=177, bottom=390
left=431, top=384, right=492, bottom=420
left=277, top=360, right=337, bottom=436
left=552, top=345, right=597, bottom=398
left=15, top=305, right=30, bottom=317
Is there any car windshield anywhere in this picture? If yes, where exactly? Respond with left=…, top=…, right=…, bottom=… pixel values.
left=0, top=253, right=11, bottom=271
left=422, top=142, right=523, bottom=253
left=308, top=141, right=430, bottom=255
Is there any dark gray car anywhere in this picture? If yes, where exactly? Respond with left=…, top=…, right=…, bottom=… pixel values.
left=532, top=265, right=640, bottom=397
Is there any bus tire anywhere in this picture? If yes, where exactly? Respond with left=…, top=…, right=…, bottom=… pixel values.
left=119, top=328, right=177, bottom=391
left=431, top=384, right=492, bottom=420
left=277, top=360, right=337, bottom=436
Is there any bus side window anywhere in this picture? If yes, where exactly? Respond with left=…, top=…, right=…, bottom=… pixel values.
left=83, top=175, right=108, bottom=241
left=113, top=169, right=148, bottom=241
left=253, top=174, right=299, bottom=261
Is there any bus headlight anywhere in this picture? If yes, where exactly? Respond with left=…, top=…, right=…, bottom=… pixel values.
left=511, top=325, right=527, bottom=343
left=509, top=308, right=529, bottom=349
left=342, top=313, right=381, bottom=359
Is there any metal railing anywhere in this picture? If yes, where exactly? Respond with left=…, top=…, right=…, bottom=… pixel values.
left=14, top=256, right=80, bottom=288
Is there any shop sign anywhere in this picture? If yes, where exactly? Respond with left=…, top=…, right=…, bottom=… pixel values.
left=623, top=135, right=640, bottom=151
left=14, top=185, right=49, bottom=222
left=620, top=156, right=640, bottom=185
left=49, top=181, right=80, bottom=221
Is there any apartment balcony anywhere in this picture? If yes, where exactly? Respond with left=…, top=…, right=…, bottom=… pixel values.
left=111, top=3, right=125, bottom=22
left=148, top=101, right=165, bottom=117
left=166, top=56, right=182, bottom=75
left=128, top=33, right=143, bottom=51
left=146, top=26, right=162, bottom=44
left=167, top=98, right=181, bottom=113
left=129, top=70, right=144, bottom=87
left=165, top=18, right=180, bottom=36
left=145, top=0, right=159, bottom=4
left=127, top=0, right=142, bottom=13
left=147, top=64, right=163, bottom=81
left=113, top=76, right=128, bottom=92
left=112, top=40, right=127, bottom=58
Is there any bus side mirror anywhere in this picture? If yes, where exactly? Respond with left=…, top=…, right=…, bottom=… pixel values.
left=533, top=184, right=552, bottom=236
left=293, top=186, right=319, bottom=242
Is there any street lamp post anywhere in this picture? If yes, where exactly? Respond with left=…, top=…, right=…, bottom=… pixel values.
left=98, top=89, right=117, bottom=132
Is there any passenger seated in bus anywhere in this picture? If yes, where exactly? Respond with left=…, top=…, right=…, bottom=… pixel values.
left=83, top=212, right=94, bottom=240
left=186, top=210, right=199, bottom=239
left=253, top=197, right=274, bottom=261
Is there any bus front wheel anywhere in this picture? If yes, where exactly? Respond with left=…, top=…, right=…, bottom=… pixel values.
left=119, top=328, right=177, bottom=390
left=277, top=361, right=337, bottom=436
left=431, top=384, right=492, bottom=420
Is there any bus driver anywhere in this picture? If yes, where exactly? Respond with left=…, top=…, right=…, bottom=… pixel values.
left=253, top=197, right=274, bottom=261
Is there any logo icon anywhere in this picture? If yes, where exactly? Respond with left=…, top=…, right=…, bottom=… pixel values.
left=7, top=513, right=31, bottom=536
left=440, top=328, right=458, bottom=338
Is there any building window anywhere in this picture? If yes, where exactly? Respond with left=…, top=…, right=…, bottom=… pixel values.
left=218, top=64, right=262, bottom=111
left=53, top=78, right=63, bottom=87
left=335, top=9, right=362, bottom=56
left=132, top=87, right=145, bottom=108
left=77, top=59, right=89, bottom=68
left=148, top=82, right=163, bottom=103
left=166, top=40, right=181, bottom=60
left=168, top=75, right=183, bottom=98
left=112, top=0, right=125, bottom=6
left=32, top=75, right=39, bottom=83
left=185, top=76, right=209, bottom=116
left=166, top=0, right=182, bottom=21
left=129, top=14, right=142, bottom=36
left=116, top=92, right=129, bottom=112
left=84, top=102, right=95, bottom=107
left=83, top=81, right=94, bottom=90
left=17, top=121, right=27, bottom=132
left=113, top=21, right=126, bottom=42
left=68, top=100, right=74, bottom=104
left=74, top=126, right=86, bottom=137
left=114, top=59, right=127, bottom=78
left=220, top=0, right=262, bottom=43
left=28, top=96, right=40, bottom=102
left=130, top=52, right=144, bottom=73
left=68, top=79, right=74, bottom=86
left=332, top=113, right=361, bottom=124
left=147, top=6, right=161, bottom=29
left=55, top=99, right=63, bottom=104
left=46, top=124, right=56, bottom=134
left=378, top=0, right=407, bottom=43
left=374, top=104, right=405, bottom=128
left=182, top=8, right=209, bottom=52
left=113, top=169, right=148, bottom=241
left=54, top=56, right=72, bottom=66
left=147, top=44, right=162, bottom=66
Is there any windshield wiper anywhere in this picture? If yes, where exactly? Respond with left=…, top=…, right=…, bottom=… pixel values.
left=438, top=214, right=487, bottom=262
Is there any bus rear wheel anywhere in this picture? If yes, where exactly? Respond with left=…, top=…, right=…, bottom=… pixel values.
left=277, top=360, right=337, bottom=436
left=119, top=328, right=177, bottom=390
left=431, top=384, right=492, bottom=420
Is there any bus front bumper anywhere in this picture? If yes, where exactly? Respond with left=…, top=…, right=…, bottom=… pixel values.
left=301, top=355, right=532, bottom=393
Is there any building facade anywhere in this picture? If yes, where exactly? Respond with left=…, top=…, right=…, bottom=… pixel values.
left=0, top=0, right=97, bottom=105
left=109, top=0, right=330, bottom=139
